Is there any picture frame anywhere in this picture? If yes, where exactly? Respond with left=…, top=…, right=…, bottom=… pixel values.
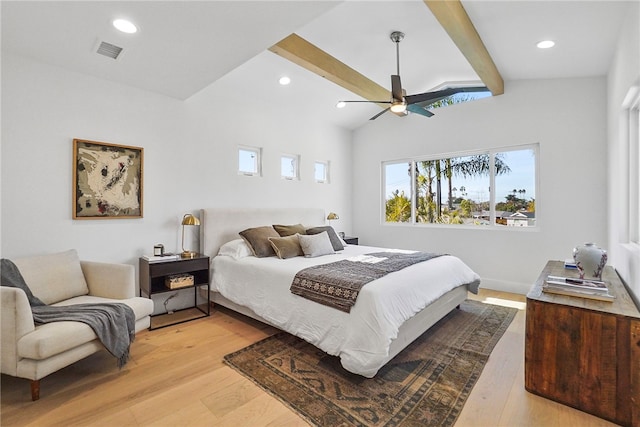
left=73, top=138, right=144, bottom=219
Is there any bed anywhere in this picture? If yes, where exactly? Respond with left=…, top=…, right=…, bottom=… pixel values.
left=200, top=208, right=481, bottom=378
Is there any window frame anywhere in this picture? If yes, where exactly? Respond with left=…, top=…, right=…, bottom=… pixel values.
left=238, top=145, right=262, bottom=177
left=280, top=153, right=300, bottom=181
left=314, top=160, right=330, bottom=183
left=381, top=143, right=539, bottom=230
left=623, top=86, right=640, bottom=245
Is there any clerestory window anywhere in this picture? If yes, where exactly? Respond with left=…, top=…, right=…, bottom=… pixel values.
left=238, top=146, right=262, bottom=177
left=280, top=154, right=300, bottom=180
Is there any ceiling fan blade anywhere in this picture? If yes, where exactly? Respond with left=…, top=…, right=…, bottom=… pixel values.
left=391, top=75, right=403, bottom=101
left=339, top=100, right=391, bottom=104
left=405, top=86, right=489, bottom=105
left=369, top=107, right=390, bottom=120
left=405, top=88, right=459, bottom=105
left=407, top=104, right=434, bottom=117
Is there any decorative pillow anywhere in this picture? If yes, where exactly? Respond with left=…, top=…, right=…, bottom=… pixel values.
left=305, top=226, right=345, bottom=251
left=268, top=235, right=303, bottom=259
left=298, top=232, right=335, bottom=258
left=273, top=223, right=307, bottom=237
left=239, top=226, right=280, bottom=258
left=12, top=249, right=89, bottom=305
left=218, top=239, right=253, bottom=260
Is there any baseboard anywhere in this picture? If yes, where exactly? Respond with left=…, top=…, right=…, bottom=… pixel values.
left=479, top=277, right=530, bottom=296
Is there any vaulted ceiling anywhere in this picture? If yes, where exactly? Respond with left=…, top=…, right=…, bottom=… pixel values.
left=2, top=1, right=632, bottom=129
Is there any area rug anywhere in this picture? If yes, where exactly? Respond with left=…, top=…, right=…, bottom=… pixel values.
left=223, top=300, right=517, bottom=427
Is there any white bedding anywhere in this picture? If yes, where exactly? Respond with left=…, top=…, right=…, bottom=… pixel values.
left=212, top=244, right=480, bottom=377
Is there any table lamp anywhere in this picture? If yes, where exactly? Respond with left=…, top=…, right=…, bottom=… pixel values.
left=181, top=213, right=200, bottom=258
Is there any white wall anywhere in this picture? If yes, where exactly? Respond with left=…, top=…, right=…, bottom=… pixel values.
left=1, top=53, right=352, bottom=290
left=607, top=1, right=640, bottom=302
left=351, top=77, right=608, bottom=294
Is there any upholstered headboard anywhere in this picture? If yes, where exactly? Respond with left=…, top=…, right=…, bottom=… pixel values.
left=199, top=208, right=326, bottom=259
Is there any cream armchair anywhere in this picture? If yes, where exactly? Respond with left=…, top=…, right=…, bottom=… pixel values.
left=1, top=250, right=154, bottom=400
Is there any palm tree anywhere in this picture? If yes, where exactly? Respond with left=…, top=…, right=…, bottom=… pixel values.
left=386, top=190, right=411, bottom=222
left=416, top=155, right=511, bottom=222
left=416, top=161, right=436, bottom=222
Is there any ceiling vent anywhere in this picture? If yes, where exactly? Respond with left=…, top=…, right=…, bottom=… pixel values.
left=96, top=41, right=123, bottom=60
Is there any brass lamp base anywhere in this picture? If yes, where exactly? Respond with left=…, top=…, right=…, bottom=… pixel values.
left=181, top=251, right=197, bottom=259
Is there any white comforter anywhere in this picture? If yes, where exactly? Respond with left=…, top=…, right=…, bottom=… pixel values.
left=212, top=244, right=480, bottom=377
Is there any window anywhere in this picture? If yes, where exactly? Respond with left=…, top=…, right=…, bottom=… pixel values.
left=422, top=86, right=491, bottom=111
left=238, top=146, right=261, bottom=176
left=383, top=144, right=538, bottom=227
left=624, top=86, right=640, bottom=244
left=315, top=161, right=329, bottom=183
left=280, top=154, right=299, bottom=180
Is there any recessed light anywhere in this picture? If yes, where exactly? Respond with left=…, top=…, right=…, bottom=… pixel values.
left=279, top=76, right=291, bottom=85
left=536, top=40, right=555, bottom=49
left=336, top=101, right=346, bottom=108
left=113, top=19, right=138, bottom=34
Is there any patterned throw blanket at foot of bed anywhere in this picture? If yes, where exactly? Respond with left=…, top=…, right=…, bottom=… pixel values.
left=290, top=251, right=444, bottom=312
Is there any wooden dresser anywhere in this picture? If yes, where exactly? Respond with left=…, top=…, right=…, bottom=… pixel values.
left=525, top=260, right=640, bottom=427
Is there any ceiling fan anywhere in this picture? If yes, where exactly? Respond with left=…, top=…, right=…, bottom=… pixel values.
left=338, top=31, right=488, bottom=120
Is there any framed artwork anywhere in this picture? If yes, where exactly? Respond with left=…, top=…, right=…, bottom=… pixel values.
left=73, top=139, right=143, bottom=219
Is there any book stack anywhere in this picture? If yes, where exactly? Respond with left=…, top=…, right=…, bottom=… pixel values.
left=142, top=253, right=179, bottom=263
left=563, top=259, right=577, bottom=269
left=543, top=275, right=614, bottom=302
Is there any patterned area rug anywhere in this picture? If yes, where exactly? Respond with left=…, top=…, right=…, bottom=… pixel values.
left=224, top=300, right=517, bottom=427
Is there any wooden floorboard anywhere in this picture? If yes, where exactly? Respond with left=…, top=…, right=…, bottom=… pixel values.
left=1, top=290, right=619, bottom=426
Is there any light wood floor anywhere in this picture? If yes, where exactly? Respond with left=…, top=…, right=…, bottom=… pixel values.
left=1, top=289, right=619, bottom=426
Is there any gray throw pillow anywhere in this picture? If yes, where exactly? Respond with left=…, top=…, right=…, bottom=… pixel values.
left=305, top=226, right=345, bottom=251
left=298, top=232, right=335, bottom=258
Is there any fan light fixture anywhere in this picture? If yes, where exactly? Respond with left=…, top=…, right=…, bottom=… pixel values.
left=181, top=214, right=200, bottom=258
left=113, top=19, right=138, bottom=34
left=390, top=101, right=407, bottom=113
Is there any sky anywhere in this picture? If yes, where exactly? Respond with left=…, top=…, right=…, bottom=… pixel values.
left=385, top=148, right=536, bottom=205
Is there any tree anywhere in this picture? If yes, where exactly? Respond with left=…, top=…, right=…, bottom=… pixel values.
left=385, top=190, right=411, bottom=222
left=460, top=199, right=473, bottom=218
left=415, top=154, right=511, bottom=223
left=496, top=193, right=529, bottom=212
left=416, top=161, right=436, bottom=222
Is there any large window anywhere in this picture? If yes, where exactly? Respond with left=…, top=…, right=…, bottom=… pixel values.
left=384, top=145, right=537, bottom=227
left=624, top=87, right=640, bottom=244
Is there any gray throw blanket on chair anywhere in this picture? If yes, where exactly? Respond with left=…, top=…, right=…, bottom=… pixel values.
left=1, top=258, right=135, bottom=368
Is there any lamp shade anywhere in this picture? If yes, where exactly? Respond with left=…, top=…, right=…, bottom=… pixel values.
left=182, top=214, right=200, bottom=226
left=326, top=212, right=339, bottom=220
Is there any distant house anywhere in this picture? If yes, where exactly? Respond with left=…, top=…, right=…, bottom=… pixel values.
left=506, top=211, right=536, bottom=227
left=472, top=210, right=536, bottom=226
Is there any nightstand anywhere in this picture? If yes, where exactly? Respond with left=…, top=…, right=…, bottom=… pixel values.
left=343, top=236, right=359, bottom=245
left=139, top=255, right=210, bottom=330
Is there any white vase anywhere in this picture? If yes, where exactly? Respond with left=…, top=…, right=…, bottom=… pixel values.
left=572, top=243, right=607, bottom=280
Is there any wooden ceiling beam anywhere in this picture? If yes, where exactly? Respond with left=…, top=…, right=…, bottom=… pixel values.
left=424, top=0, right=504, bottom=96
left=269, top=33, right=390, bottom=108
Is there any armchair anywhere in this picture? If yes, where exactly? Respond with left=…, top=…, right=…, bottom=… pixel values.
left=1, top=250, right=154, bottom=400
